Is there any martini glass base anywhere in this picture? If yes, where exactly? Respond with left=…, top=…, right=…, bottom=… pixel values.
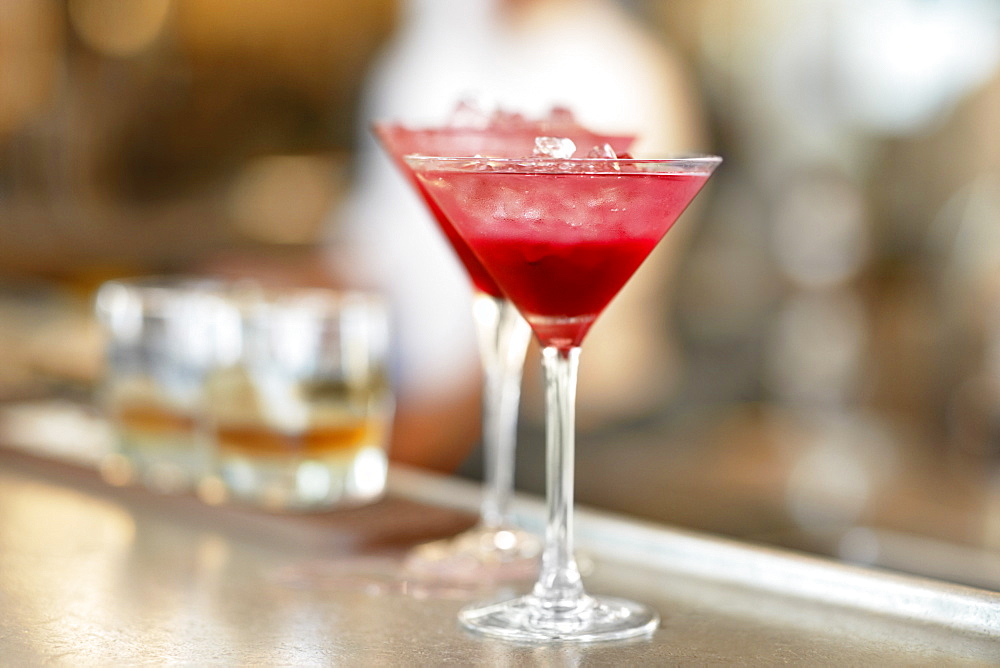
left=459, top=593, right=659, bottom=643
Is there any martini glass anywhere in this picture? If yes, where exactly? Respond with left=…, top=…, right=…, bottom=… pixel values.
left=374, top=116, right=634, bottom=582
left=406, top=153, right=720, bottom=641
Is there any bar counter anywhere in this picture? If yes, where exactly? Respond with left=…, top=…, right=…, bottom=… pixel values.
left=0, top=407, right=998, bottom=664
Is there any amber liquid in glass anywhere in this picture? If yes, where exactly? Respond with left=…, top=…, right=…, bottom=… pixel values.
left=214, top=418, right=379, bottom=458
left=117, top=403, right=197, bottom=436
left=106, top=399, right=206, bottom=492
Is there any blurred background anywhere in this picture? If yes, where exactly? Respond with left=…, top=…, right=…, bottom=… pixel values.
left=3, top=0, right=1000, bottom=589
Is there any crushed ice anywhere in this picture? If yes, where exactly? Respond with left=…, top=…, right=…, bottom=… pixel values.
left=533, top=136, right=577, bottom=159
left=465, top=138, right=634, bottom=173
left=439, top=101, right=635, bottom=172
left=447, top=98, right=494, bottom=129
left=445, top=99, right=587, bottom=134
left=587, top=143, right=617, bottom=159
left=586, top=143, right=621, bottom=171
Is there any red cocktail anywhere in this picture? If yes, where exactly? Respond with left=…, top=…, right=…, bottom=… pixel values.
left=424, top=168, right=710, bottom=348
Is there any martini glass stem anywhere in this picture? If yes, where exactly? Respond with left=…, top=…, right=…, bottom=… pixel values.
left=472, top=293, right=531, bottom=528
left=459, top=343, right=658, bottom=640
left=534, top=346, right=585, bottom=608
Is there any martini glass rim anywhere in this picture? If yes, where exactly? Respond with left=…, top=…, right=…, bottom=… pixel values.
left=403, top=153, right=722, bottom=172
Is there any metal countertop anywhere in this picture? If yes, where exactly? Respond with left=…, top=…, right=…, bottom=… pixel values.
left=0, top=446, right=998, bottom=665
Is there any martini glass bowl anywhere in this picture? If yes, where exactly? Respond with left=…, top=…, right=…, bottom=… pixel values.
left=407, top=153, right=721, bottom=642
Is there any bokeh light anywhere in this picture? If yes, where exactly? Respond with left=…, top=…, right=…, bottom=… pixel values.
left=68, top=0, right=171, bottom=58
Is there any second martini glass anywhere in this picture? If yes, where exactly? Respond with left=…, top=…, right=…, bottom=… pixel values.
left=375, top=116, right=634, bottom=582
left=407, top=152, right=720, bottom=641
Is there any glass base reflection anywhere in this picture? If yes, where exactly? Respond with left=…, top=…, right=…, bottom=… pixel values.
left=402, top=524, right=541, bottom=584
left=459, top=593, right=659, bottom=643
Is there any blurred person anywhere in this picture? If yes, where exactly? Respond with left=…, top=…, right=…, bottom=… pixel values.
left=328, top=0, right=708, bottom=471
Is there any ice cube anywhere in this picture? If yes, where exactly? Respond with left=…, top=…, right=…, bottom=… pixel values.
left=447, top=99, right=491, bottom=129
left=490, top=109, right=528, bottom=130
left=545, top=106, right=576, bottom=127
left=586, top=143, right=618, bottom=159
left=584, top=143, right=621, bottom=172
left=533, top=136, right=577, bottom=159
